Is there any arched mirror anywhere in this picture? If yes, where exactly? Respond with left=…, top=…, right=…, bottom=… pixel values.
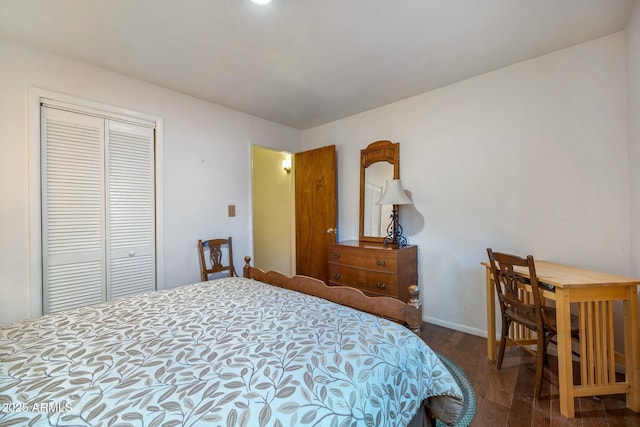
left=359, top=140, right=399, bottom=243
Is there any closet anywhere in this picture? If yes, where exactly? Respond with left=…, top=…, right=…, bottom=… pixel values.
left=41, top=104, right=156, bottom=313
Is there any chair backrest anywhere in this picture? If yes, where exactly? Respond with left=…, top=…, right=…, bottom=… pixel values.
left=198, top=237, right=236, bottom=281
left=486, top=248, right=544, bottom=330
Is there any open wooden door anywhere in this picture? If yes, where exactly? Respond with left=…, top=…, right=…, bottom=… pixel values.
left=295, top=145, right=337, bottom=282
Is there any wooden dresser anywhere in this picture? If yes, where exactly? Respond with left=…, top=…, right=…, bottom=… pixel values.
left=327, top=240, right=418, bottom=302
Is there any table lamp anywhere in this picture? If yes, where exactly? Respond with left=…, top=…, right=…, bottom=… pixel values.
left=377, top=179, right=412, bottom=247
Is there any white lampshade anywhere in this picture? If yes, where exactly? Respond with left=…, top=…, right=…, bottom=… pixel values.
left=377, top=179, right=412, bottom=205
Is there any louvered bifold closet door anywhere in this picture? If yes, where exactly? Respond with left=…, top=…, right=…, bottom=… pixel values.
left=42, top=108, right=105, bottom=313
left=106, top=120, right=155, bottom=299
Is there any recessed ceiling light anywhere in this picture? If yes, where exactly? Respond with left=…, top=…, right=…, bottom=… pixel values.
left=251, top=0, right=271, bottom=4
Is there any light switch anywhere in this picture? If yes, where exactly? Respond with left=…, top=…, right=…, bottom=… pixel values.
left=228, top=205, right=236, bottom=217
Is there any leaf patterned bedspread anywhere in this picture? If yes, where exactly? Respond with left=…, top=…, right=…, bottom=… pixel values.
left=0, top=277, right=463, bottom=426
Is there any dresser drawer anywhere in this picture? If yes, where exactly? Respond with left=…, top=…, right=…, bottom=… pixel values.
left=328, top=264, right=398, bottom=297
left=328, top=246, right=398, bottom=272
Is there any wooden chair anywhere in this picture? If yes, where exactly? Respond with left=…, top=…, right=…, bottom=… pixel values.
left=486, top=248, right=579, bottom=399
left=198, top=237, right=237, bottom=281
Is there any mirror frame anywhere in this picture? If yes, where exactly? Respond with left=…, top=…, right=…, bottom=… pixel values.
left=359, top=140, right=400, bottom=243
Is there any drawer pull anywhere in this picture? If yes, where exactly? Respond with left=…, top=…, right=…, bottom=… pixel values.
left=376, top=282, right=386, bottom=289
left=333, top=253, right=341, bottom=260
left=334, top=273, right=342, bottom=279
left=376, top=259, right=386, bottom=266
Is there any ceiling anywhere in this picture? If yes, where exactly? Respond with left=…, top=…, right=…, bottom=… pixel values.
left=0, top=0, right=635, bottom=130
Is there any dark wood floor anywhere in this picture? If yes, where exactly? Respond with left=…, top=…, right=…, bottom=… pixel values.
left=420, top=323, right=640, bottom=427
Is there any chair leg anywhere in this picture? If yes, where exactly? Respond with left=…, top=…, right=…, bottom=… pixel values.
left=543, top=333, right=553, bottom=366
left=535, top=334, right=545, bottom=400
left=497, top=317, right=509, bottom=370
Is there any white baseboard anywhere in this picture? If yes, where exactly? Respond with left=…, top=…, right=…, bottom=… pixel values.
left=423, top=315, right=487, bottom=338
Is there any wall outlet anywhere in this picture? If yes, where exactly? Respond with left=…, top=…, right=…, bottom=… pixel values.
left=228, top=205, right=236, bottom=217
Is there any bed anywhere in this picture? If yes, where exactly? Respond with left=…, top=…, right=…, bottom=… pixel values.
left=0, top=258, right=464, bottom=426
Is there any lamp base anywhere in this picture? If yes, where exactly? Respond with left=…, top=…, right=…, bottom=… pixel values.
left=383, top=235, right=407, bottom=248
left=383, top=209, right=408, bottom=248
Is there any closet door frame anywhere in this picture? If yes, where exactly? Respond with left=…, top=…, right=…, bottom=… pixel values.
left=28, top=87, right=164, bottom=318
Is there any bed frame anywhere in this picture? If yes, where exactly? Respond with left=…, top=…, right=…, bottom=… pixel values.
left=243, top=256, right=423, bottom=333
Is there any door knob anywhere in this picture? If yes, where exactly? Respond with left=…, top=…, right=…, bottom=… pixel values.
left=327, top=228, right=336, bottom=234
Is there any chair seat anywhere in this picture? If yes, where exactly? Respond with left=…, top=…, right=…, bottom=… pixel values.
left=504, top=306, right=538, bottom=330
left=504, top=305, right=579, bottom=336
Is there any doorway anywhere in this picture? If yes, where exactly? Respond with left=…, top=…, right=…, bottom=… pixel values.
left=251, top=146, right=295, bottom=275
left=251, top=144, right=337, bottom=282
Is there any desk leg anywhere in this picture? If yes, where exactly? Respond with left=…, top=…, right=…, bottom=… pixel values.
left=486, top=267, right=496, bottom=360
left=555, top=289, right=575, bottom=418
left=624, top=287, right=640, bottom=411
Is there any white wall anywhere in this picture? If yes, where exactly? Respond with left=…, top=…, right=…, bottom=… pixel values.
left=302, top=33, right=630, bottom=336
left=628, top=1, right=640, bottom=278
left=0, top=39, right=300, bottom=324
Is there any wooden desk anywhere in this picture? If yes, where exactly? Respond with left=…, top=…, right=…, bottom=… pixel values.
left=483, top=260, right=640, bottom=418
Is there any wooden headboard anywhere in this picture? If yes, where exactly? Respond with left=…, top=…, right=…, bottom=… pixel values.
left=243, top=256, right=422, bottom=333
